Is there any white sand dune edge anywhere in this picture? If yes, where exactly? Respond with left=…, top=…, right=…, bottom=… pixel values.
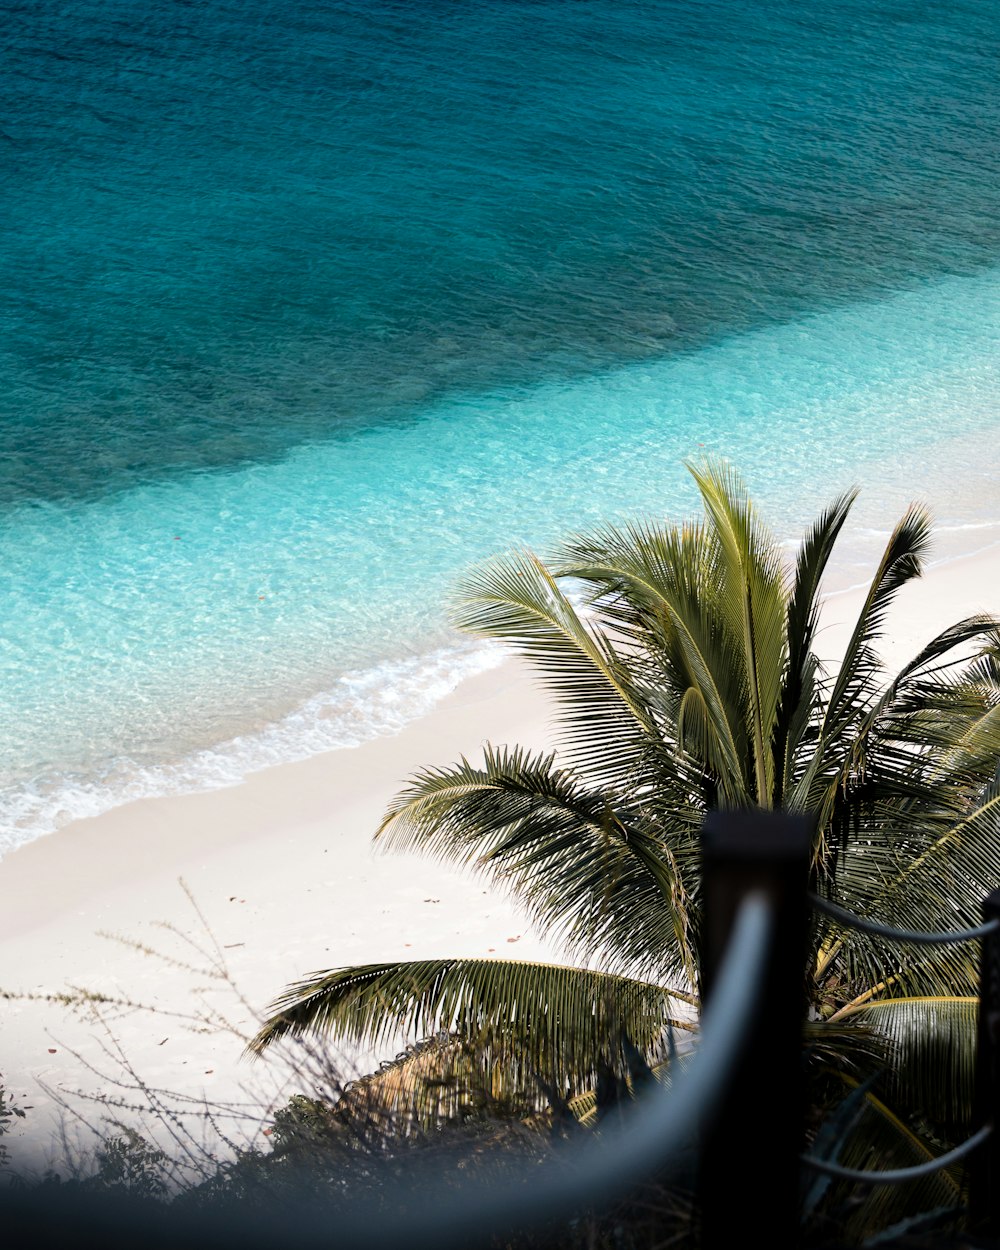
left=1, top=541, right=998, bottom=1168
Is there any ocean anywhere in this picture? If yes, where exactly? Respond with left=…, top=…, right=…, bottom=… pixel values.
left=2, top=0, right=999, bottom=850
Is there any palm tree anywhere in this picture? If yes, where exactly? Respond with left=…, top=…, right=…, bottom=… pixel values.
left=251, top=462, right=1000, bottom=1143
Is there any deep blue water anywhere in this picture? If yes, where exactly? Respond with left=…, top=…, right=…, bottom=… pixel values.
left=2, top=0, right=1000, bottom=847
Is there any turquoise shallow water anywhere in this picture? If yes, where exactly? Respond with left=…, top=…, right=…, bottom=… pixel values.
left=2, top=0, right=1000, bottom=848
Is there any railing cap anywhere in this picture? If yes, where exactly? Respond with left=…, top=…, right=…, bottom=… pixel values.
left=702, top=809, right=813, bottom=862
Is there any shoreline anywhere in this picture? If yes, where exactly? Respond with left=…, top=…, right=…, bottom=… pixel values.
left=0, top=652, right=564, bottom=1165
left=5, top=413, right=1000, bottom=858
left=2, top=537, right=1000, bottom=1164
left=4, top=303, right=1000, bottom=861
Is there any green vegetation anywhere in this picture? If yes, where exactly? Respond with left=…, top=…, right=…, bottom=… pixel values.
left=251, top=462, right=1000, bottom=1214
left=254, top=464, right=999, bottom=1064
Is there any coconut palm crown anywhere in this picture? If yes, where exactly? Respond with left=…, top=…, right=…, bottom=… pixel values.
left=252, top=462, right=1000, bottom=1121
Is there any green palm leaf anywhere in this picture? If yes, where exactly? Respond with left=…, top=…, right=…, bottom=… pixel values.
left=376, top=744, right=698, bottom=980
left=249, top=958, right=692, bottom=1097
left=452, top=548, right=655, bottom=781
left=840, top=997, right=978, bottom=1139
left=556, top=518, right=751, bottom=801
left=686, top=460, right=789, bottom=804
left=774, top=488, right=857, bottom=807
left=792, top=507, right=935, bottom=834
left=825, top=769, right=1000, bottom=1000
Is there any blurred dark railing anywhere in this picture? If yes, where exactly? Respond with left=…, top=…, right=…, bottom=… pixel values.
left=4, top=813, right=999, bottom=1248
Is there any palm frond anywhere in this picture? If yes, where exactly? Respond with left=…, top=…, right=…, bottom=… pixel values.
left=249, top=958, right=692, bottom=1097
left=775, top=489, right=857, bottom=805
left=557, top=517, right=752, bottom=804
left=839, top=997, right=978, bottom=1139
left=823, top=768, right=1000, bottom=999
left=686, top=459, right=789, bottom=805
left=819, top=504, right=932, bottom=750
left=376, top=744, right=698, bottom=979
left=451, top=547, right=655, bottom=780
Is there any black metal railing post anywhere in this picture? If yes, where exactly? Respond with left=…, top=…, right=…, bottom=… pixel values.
left=971, top=888, right=1000, bottom=1235
left=697, top=809, right=812, bottom=1249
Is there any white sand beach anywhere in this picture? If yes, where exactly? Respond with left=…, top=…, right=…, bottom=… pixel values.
left=1, top=538, right=999, bottom=1168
